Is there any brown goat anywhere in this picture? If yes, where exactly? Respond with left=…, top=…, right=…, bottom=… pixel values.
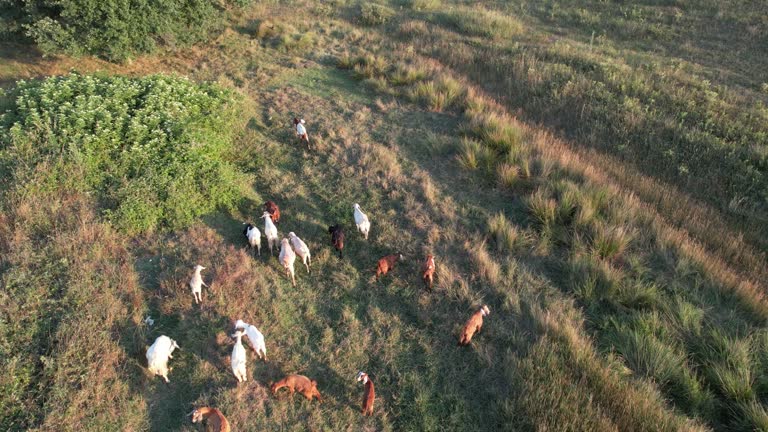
left=191, top=407, right=231, bottom=432
left=328, top=224, right=345, bottom=258
left=376, top=253, right=404, bottom=280
left=458, top=305, right=490, bottom=346
left=264, top=201, right=280, bottom=224
left=422, top=254, right=436, bottom=291
left=356, top=371, right=375, bottom=416
left=271, top=374, right=323, bottom=402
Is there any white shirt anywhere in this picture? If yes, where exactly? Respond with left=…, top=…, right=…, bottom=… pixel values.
left=296, top=123, right=306, bottom=136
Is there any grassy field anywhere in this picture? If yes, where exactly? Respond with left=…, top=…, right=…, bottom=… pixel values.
left=1, top=1, right=767, bottom=431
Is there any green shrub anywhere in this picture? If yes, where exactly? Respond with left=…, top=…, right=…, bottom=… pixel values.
left=1, top=0, right=246, bottom=61
left=0, top=73, right=245, bottom=233
left=357, top=3, right=395, bottom=26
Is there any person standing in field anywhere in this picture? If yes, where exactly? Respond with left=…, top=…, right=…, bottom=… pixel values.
left=294, top=117, right=310, bottom=149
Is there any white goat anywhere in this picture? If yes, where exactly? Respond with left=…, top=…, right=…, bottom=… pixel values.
left=146, top=335, right=179, bottom=383
left=189, top=264, right=208, bottom=304
left=231, top=329, right=247, bottom=383
left=353, top=203, right=371, bottom=240
left=243, top=223, right=261, bottom=256
left=262, top=212, right=279, bottom=255
left=288, top=232, right=311, bottom=274
left=234, top=319, right=267, bottom=361
left=279, top=238, right=297, bottom=287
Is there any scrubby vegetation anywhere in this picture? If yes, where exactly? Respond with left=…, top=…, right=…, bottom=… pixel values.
left=0, top=73, right=244, bottom=233
left=0, top=0, right=249, bottom=61
left=0, top=1, right=766, bottom=431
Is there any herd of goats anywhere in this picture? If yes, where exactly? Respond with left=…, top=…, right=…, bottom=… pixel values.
left=146, top=200, right=491, bottom=431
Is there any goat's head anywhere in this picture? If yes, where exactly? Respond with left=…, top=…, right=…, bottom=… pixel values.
left=356, top=371, right=368, bottom=384
left=194, top=264, right=206, bottom=272
left=234, top=319, right=247, bottom=330
left=191, top=409, right=203, bottom=423
left=397, top=253, right=404, bottom=261
left=261, top=212, right=272, bottom=220
left=288, top=232, right=297, bottom=239
left=480, top=305, right=490, bottom=316
left=353, top=203, right=360, bottom=210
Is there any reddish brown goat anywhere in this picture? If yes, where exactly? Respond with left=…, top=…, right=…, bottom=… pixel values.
left=376, top=253, right=404, bottom=280
left=271, top=374, right=323, bottom=402
left=191, top=407, right=231, bottom=432
left=328, top=224, right=345, bottom=258
left=422, top=254, right=436, bottom=291
left=356, top=371, right=375, bottom=416
left=458, top=305, right=490, bottom=346
left=264, top=201, right=280, bottom=224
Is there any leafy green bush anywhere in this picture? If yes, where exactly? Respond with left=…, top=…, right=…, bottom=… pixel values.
left=0, top=73, right=245, bottom=233
left=1, top=0, right=248, bottom=61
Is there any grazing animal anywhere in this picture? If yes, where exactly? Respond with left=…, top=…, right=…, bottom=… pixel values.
left=458, top=305, right=491, bottom=346
left=422, top=254, right=436, bottom=291
left=356, top=371, right=375, bottom=416
left=264, top=200, right=281, bottom=224
left=191, top=407, right=231, bottom=432
left=262, top=212, right=279, bottom=255
left=189, top=265, right=208, bottom=304
left=234, top=319, right=267, bottom=361
left=353, top=203, right=371, bottom=240
left=376, top=253, right=404, bottom=280
left=279, top=238, right=297, bottom=287
left=243, top=223, right=261, bottom=256
left=271, top=374, right=323, bottom=402
left=288, top=232, right=311, bottom=274
left=231, top=329, right=247, bottom=383
left=146, top=335, right=179, bottom=383
left=328, top=224, right=345, bottom=258
left=294, top=118, right=310, bottom=149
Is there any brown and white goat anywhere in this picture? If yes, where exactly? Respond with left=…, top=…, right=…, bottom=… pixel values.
left=356, top=371, right=375, bottom=416
left=376, top=253, right=404, bottom=280
left=458, top=305, right=490, bottom=346
left=328, top=224, right=345, bottom=258
left=264, top=200, right=281, bottom=224
left=191, top=407, right=231, bottom=432
left=422, top=254, right=436, bottom=291
left=271, top=374, right=323, bottom=402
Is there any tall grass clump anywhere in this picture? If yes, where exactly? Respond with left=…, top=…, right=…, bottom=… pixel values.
left=527, top=189, right=558, bottom=230
left=409, top=76, right=465, bottom=111
left=488, top=212, right=522, bottom=253
left=435, top=7, right=524, bottom=40
left=0, top=73, right=245, bottom=233
left=591, top=223, right=634, bottom=261
left=457, top=138, right=495, bottom=174
left=465, top=109, right=524, bottom=156
left=605, top=320, right=715, bottom=417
